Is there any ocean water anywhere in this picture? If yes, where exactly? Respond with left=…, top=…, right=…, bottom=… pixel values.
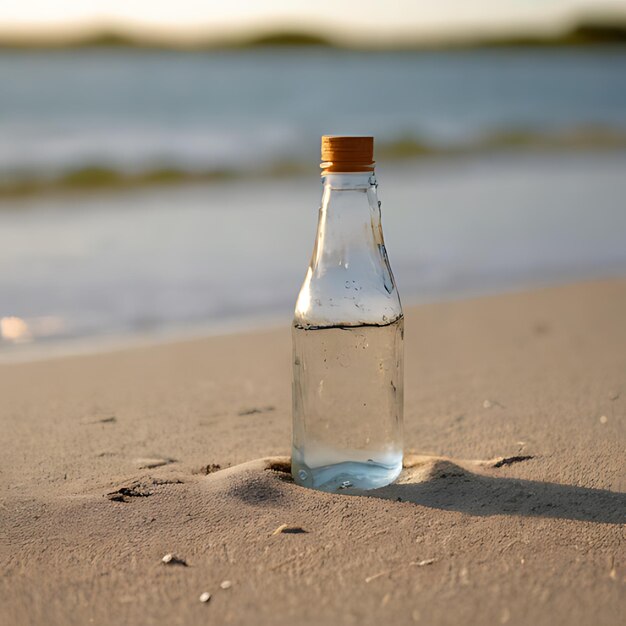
left=1, top=49, right=626, bottom=355
left=1, top=48, right=625, bottom=179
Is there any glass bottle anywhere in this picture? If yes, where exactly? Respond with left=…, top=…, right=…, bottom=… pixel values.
left=292, top=136, right=404, bottom=492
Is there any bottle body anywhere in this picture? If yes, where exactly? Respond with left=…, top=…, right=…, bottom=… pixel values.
left=292, top=171, right=403, bottom=492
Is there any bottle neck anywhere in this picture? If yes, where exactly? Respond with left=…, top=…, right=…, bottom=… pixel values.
left=321, top=171, right=376, bottom=190
left=312, top=172, right=382, bottom=270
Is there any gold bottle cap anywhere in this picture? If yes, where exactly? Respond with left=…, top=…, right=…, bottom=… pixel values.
left=320, top=135, right=375, bottom=174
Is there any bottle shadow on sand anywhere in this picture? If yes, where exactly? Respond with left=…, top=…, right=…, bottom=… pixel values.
left=366, top=456, right=626, bottom=525
left=224, top=456, right=625, bottom=525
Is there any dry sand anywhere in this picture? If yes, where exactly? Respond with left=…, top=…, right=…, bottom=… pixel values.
left=1, top=279, right=625, bottom=626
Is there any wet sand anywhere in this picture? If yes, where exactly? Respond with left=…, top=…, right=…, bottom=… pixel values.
left=1, top=279, right=625, bottom=625
left=2, top=152, right=626, bottom=350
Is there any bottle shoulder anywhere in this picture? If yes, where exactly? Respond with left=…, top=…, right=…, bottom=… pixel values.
left=296, top=172, right=401, bottom=328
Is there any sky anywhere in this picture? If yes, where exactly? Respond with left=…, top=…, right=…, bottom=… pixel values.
left=1, top=0, right=625, bottom=44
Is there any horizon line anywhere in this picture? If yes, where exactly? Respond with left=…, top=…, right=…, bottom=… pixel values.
left=1, top=11, right=626, bottom=50
left=1, top=29, right=626, bottom=53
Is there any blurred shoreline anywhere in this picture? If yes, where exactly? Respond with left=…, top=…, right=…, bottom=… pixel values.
left=2, top=151, right=626, bottom=359
left=2, top=128, right=626, bottom=200
left=3, top=274, right=626, bottom=365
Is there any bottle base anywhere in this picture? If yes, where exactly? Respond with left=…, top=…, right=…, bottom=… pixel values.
left=291, top=456, right=402, bottom=493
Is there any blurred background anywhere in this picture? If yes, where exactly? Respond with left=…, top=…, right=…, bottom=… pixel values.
left=1, top=0, right=626, bottom=358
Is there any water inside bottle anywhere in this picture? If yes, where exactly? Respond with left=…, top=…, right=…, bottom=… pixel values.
left=292, top=318, right=403, bottom=492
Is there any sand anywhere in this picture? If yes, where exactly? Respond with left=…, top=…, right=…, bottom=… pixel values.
left=1, top=279, right=625, bottom=625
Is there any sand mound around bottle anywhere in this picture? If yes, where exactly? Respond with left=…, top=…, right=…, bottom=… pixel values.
left=200, top=453, right=626, bottom=525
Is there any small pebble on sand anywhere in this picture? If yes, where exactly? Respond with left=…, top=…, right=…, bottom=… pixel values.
left=271, top=524, right=307, bottom=535
left=161, top=553, right=187, bottom=566
left=220, top=580, right=232, bottom=590
left=483, top=400, right=493, bottom=409
left=135, top=457, right=175, bottom=469
left=199, top=592, right=211, bottom=603
left=599, top=415, right=608, bottom=424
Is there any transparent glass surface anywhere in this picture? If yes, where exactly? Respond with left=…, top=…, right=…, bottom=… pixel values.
left=292, top=172, right=404, bottom=492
